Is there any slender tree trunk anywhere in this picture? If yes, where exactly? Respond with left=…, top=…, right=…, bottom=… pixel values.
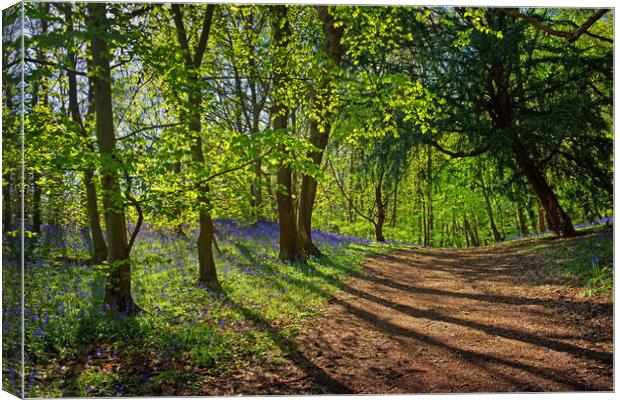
left=172, top=161, right=186, bottom=236
left=463, top=215, right=472, bottom=247
left=272, top=5, right=304, bottom=262
left=422, top=203, right=428, bottom=246
left=517, top=200, right=529, bottom=235
left=88, top=3, right=137, bottom=313
left=374, top=173, right=386, bottom=242
left=513, top=144, right=576, bottom=236
left=251, top=160, right=263, bottom=219
left=31, top=173, right=41, bottom=234
left=425, top=146, right=433, bottom=246
left=478, top=173, right=501, bottom=241
left=67, top=8, right=107, bottom=262
left=538, top=205, right=546, bottom=232
left=190, top=95, right=219, bottom=287
left=390, top=182, right=397, bottom=227
left=84, top=170, right=107, bottom=261
left=171, top=3, right=220, bottom=287
left=525, top=197, right=537, bottom=232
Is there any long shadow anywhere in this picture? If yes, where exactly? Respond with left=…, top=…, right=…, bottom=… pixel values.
left=358, top=271, right=613, bottom=315
left=230, top=302, right=354, bottom=394
left=233, top=242, right=352, bottom=294
left=329, top=297, right=603, bottom=391
left=339, top=284, right=612, bottom=365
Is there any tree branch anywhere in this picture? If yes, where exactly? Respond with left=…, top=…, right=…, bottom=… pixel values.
left=568, top=9, right=610, bottom=43
left=195, top=149, right=274, bottom=187
left=502, top=8, right=611, bottom=44
left=117, top=123, right=184, bottom=141
left=24, top=57, right=87, bottom=76
left=426, top=139, right=488, bottom=159
left=123, top=170, right=143, bottom=254
left=193, top=4, right=216, bottom=68
left=171, top=4, right=192, bottom=66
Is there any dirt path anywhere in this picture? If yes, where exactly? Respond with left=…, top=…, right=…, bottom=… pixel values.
left=202, top=243, right=613, bottom=394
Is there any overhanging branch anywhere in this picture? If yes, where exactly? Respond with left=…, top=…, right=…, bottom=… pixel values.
left=427, top=139, right=488, bottom=159
left=502, top=8, right=611, bottom=44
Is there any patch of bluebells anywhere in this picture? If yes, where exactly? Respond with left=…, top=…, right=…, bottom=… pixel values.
left=17, top=217, right=407, bottom=396
left=504, top=215, right=613, bottom=242
left=213, top=219, right=421, bottom=249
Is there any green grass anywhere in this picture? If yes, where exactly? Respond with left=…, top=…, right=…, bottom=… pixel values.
left=513, top=229, right=613, bottom=298
left=9, top=226, right=401, bottom=397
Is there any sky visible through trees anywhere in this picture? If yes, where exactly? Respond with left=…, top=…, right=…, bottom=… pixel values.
left=1, top=2, right=614, bottom=397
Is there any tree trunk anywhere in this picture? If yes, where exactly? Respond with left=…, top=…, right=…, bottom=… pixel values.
left=67, top=8, right=107, bottom=263
left=425, top=146, right=433, bottom=246
left=525, top=196, right=537, bottom=232
left=478, top=172, right=501, bottom=241
left=463, top=215, right=472, bottom=247
left=516, top=200, right=529, bottom=235
left=296, top=6, right=344, bottom=257
left=390, top=182, right=397, bottom=227
left=250, top=160, right=263, bottom=220
left=30, top=2, right=49, bottom=235
left=374, top=175, right=386, bottom=242
left=422, top=202, right=428, bottom=246
left=31, top=173, right=41, bottom=234
left=84, top=170, right=107, bottom=262
left=171, top=3, right=220, bottom=287
left=296, top=113, right=328, bottom=257
left=272, top=5, right=305, bottom=262
left=190, top=99, right=219, bottom=287
left=512, top=144, right=576, bottom=237
left=538, top=205, right=546, bottom=232
left=88, top=2, right=137, bottom=313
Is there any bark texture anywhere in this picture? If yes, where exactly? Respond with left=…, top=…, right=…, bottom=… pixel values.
left=88, top=3, right=137, bottom=313
left=272, top=5, right=305, bottom=262
left=67, top=7, right=107, bottom=263
left=171, top=3, right=220, bottom=288
left=296, top=6, right=344, bottom=256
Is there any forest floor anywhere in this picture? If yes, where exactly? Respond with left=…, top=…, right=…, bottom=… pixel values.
left=201, top=236, right=613, bottom=394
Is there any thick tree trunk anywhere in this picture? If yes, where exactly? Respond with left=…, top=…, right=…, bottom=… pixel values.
left=513, top=144, right=576, bottom=237
left=272, top=5, right=305, bottom=262
left=88, top=3, right=137, bottom=313
left=297, top=115, right=328, bottom=256
left=296, top=6, right=344, bottom=256
left=277, top=157, right=303, bottom=260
